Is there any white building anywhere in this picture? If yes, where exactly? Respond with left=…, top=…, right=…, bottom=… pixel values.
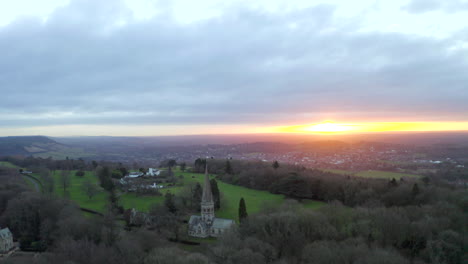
left=147, top=168, right=161, bottom=177
left=127, top=172, right=144, bottom=178
left=0, top=228, right=14, bottom=254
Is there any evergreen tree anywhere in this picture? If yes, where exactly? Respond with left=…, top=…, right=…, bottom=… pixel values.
left=164, top=192, right=177, bottom=214
left=108, top=189, right=120, bottom=212
left=388, top=178, right=398, bottom=188
left=97, top=166, right=114, bottom=192
left=194, top=158, right=207, bottom=173
left=412, top=183, right=420, bottom=196
left=225, top=160, right=233, bottom=174
left=273, top=160, right=280, bottom=169
left=192, top=183, right=203, bottom=210
left=180, top=162, right=186, bottom=171
left=210, top=179, right=221, bottom=209
left=167, top=159, right=177, bottom=168
left=238, top=197, right=248, bottom=223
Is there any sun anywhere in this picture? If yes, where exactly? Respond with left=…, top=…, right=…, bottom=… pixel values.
left=276, top=122, right=358, bottom=134
left=303, top=122, right=355, bottom=133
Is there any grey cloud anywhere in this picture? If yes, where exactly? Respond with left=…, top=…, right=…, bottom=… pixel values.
left=403, top=0, right=468, bottom=13
left=0, top=0, right=467, bottom=128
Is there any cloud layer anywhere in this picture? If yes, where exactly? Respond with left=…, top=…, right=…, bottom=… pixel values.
left=1, top=0, right=467, bottom=131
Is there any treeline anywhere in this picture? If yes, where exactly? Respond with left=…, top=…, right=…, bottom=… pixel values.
left=192, top=159, right=433, bottom=207
left=188, top=159, right=467, bottom=263
left=1, top=156, right=98, bottom=171
left=211, top=199, right=466, bottom=264
left=1, top=158, right=466, bottom=264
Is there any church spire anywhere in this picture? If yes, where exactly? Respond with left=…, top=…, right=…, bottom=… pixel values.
left=202, top=163, right=213, bottom=203
left=201, top=162, right=215, bottom=224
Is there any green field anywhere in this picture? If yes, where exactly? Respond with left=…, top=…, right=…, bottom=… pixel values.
left=321, top=168, right=354, bottom=175
left=37, top=169, right=324, bottom=221
left=354, top=170, right=421, bottom=180
left=121, top=170, right=290, bottom=220
left=321, top=168, right=421, bottom=180
left=50, top=170, right=109, bottom=212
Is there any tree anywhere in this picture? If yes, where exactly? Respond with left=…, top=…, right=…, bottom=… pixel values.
left=273, top=161, right=280, bottom=170
left=194, top=158, right=207, bottom=173
left=40, top=168, right=54, bottom=194
left=225, top=160, right=233, bottom=175
left=82, top=180, right=98, bottom=199
left=164, top=192, right=177, bottom=214
left=118, top=167, right=128, bottom=177
left=411, top=183, right=420, bottom=196
left=60, top=170, right=71, bottom=195
left=210, top=179, right=221, bottom=209
left=102, top=209, right=120, bottom=246
left=167, top=159, right=177, bottom=168
left=239, top=197, right=248, bottom=223
left=111, top=169, right=123, bottom=179
left=192, top=183, right=203, bottom=210
left=96, top=166, right=114, bottom=192
left=180, top=162, right=186, bottom=171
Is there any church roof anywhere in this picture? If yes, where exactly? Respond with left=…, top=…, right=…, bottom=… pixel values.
left=0, top=228, right=12, bottom=240
left=201, top=164, right=213, bottom=203
left=188, top=215, right=234, bottom=230
left=188, top=215, right=208, bottom=229
left=212, top=218, right=235, bottom=229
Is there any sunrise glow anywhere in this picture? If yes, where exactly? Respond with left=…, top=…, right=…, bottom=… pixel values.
left=274, top=122, right=468, bottom=134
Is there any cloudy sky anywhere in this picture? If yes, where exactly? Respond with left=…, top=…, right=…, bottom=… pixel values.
left=1, top=0, right=467, bottom=136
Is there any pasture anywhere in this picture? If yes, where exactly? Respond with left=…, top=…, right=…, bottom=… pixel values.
left=321, top=168, right=421, bottom=180
left=354, top=170, right=421, bottom=180
left=33, top=168, right=324, bottom=221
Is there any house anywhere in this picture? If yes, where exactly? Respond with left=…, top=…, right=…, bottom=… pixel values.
left=146, top=168, right=161, bottom=177
left=0, top=227, right=14, bottom=254
left=188, top=166, right=235, bottom=238
left=127, top=172, right=144, bottom=178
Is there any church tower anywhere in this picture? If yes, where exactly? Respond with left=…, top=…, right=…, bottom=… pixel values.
left=201, top=164, right=215, bottom=225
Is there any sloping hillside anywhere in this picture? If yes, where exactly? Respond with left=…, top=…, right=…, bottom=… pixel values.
left=0, top=136, right=92, bottom=159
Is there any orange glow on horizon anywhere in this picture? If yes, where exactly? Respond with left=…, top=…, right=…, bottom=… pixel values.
left=274, top=121, right=468, bottom=134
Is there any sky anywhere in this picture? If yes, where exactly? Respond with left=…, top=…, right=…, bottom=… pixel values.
left=0, top=0, right=467, bottom=136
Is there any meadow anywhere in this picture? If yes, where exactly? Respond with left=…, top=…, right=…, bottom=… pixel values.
left=320, top=168, right=421, bottom=180
left=34, top=168, right=324, bottom=221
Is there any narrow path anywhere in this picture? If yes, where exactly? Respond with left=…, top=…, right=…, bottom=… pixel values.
left=21, top=175, right=42, bottom=192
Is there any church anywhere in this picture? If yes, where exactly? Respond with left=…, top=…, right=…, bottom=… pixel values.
left=188, top=166, right=235, bottom=238
left=0, top=227, right=14, bottom=254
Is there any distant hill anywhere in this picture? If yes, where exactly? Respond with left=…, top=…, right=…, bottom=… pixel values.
left=0, top=136, right=92, bottom=159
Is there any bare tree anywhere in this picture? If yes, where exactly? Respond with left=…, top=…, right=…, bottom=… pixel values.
left=82, top=180, right=98, bottom=199
left=60, top=170, right=71, bottom=195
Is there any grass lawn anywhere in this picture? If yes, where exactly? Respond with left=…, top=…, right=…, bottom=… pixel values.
left=320, top=168, right=421, bottom=180
left=34, top=168, right=325, bottom=218
left=354, top=170, right=422, bottom=180
left=320, top=168, right=354, bottom=175
left=51, top=170, right=109, bottom=212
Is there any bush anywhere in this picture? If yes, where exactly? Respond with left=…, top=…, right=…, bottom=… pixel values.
left=111, top=169, right=123, bottom=179
left=75, top=170, right=85, bottom=177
